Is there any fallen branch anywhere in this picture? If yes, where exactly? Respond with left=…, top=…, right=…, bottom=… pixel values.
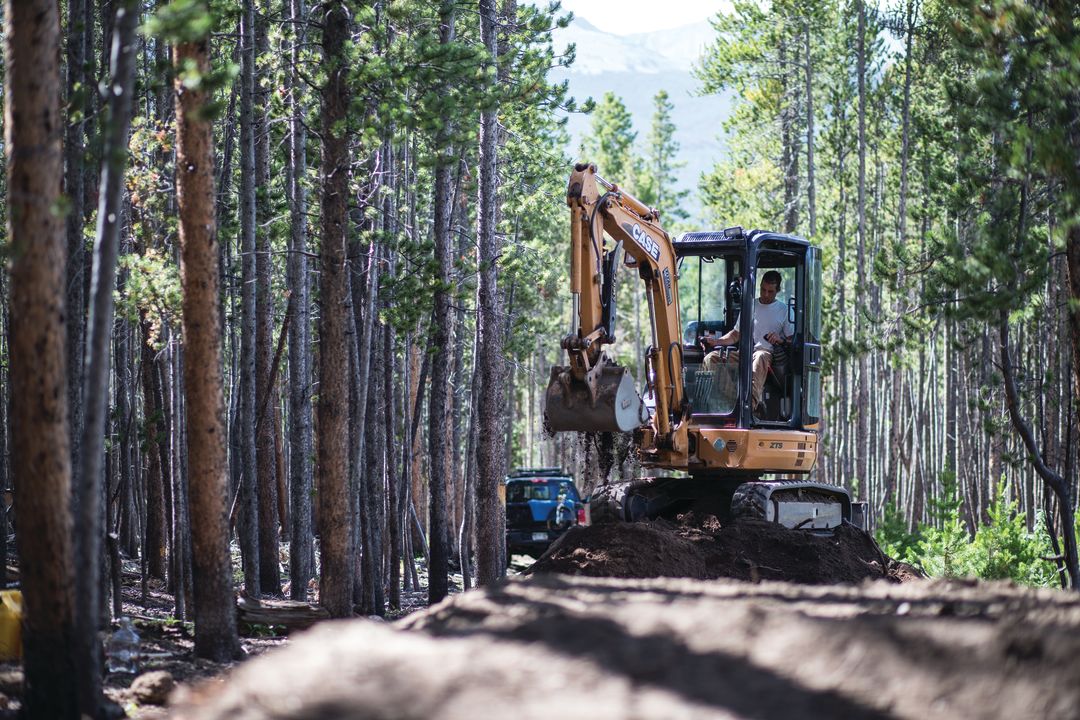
left=236, top=594, right=329, bottom=630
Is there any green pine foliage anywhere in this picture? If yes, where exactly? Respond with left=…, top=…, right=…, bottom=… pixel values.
left=638, top=90, right=690, bottom=223
left=578, top=91, right=637, bottom=187
left=875, top=500, right=920, bottom=560
left=884, top=480, right=1062, bottom=587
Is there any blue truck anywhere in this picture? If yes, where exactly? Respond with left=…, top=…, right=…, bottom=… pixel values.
left=504, top=468, right=587, bottom=559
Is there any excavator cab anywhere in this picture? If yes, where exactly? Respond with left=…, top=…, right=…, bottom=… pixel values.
left=675, top=229, right=822, bottom=431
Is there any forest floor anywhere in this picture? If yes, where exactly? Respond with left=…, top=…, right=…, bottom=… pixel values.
left=4, top=518, right=1080, bottom=719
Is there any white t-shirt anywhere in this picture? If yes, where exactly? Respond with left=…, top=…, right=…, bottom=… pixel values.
left=735, top=298, right=792, bottom=352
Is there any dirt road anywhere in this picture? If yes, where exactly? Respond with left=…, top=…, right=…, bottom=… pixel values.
left=172, top=572, right=1080, bottom=719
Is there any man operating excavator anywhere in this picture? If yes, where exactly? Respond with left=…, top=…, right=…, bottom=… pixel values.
left=702, top=270, right=792, bottom=415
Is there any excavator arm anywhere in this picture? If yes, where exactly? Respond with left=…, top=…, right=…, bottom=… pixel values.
left=546, top=163, right=686, bottom=445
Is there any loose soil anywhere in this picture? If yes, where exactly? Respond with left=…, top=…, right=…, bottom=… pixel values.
left=7, top=522, right=1073, bottom=720
left=168, top=520, right=1077, bottom=720
left=172, top=573, right=1080, bottom=720
left=530, top=516, right=919, bottom=584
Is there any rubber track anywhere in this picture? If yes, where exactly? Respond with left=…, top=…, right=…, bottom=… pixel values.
left=589, top=479, right=655, bottom=524
left=731, top=482, right=771, bottom=521
left=731, top=479, right=850, bottom=524
left=589, top=482, right=630, bottom=524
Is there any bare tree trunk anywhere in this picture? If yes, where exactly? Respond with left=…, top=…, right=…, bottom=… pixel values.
left=141, top=318, right=168, bottom=581
left=475, top=0, right=508, bottom=585
left=0, top=273, right=7, bottom=589
left=66, top=0, right=88, bottom=495
left=238, top=0, right=261, bottom=597
left=1000, top=315, right=1079, bottom=588
left=71, top=4, right=139, bottom=714
left=173, top=32, right=242, bottom=661
left=385, top=319, right=402, bottom=609
left=316, top=0, right=354, bottom=618
left=285, top=0, right=314, bottom=602
left=363, top=313, right=386, bottom=616
left=116, top=320, right=138, bottom=558
left=855, top=0, right=869, bottom=494
left=254, top=5, right=280, bottom=597
left=455, top=226, right=473, bottom=590
left=460, top=322, right=481, bottom=588
left=401, top=333, right=415, bottom=594
left=779, top=35, right=799, bottom=234
left=6, top=0, right=80, bottom=712
left=164, top=334, right=188, bottom=620
left=1066, top=224, right=1080, bottom=430
left=427, top=1, right=457, bottom=604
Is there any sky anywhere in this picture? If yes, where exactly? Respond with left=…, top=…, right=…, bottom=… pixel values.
left=556, top=0, right=731, bottom=35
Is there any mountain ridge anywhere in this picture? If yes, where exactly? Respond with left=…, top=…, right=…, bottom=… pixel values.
left=550, top=14, right=732, bottom=220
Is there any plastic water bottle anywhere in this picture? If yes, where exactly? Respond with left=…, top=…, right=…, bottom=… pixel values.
left=106, top=617, right=140, bottom=674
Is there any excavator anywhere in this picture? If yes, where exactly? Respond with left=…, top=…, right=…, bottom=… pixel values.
left=544, top=163, right=859, bottom=530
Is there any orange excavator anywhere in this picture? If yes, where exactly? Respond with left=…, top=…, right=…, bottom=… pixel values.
left=544, top=163, right=859, bottom=529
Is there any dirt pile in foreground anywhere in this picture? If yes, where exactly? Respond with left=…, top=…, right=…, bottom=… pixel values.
left=171, top=574, right=1080, bottom=720
left=529, top=517, right=917, bottom=584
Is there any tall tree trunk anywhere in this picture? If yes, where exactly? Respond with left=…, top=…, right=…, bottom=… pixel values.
left=0, top=273, right=7, bottom=589
left=65, top=0, right=88, bottom=494
left=164, top=334, right=188, bottom=620
left=254, top=4, right=280, bottom=596
left=454, top=205, right=472, bottom=589
left=173, top=30, right=242, bottom=662
left=1066, top=224, right=1080, bottom=431
left=116, top=320, right=138, bottom=558
left=363, top=312, right=386, bottom=616
left=427, top=1, right=457, bottom=604
left=779, top=35, right=799, bottom=234
left=889, top=0, right=918, bottom=508
left=385, top=318, right=402, bottom=609
left=316, top=0, right=354, bottom=618
left=141, top=318, right=168, bottom=581
left=475, top=0, right=507, bottom=585
left=72, top=3, right=139, bottom=714
left=238, top=0, right=261, bottom=598
left=460, top=321, right=482, bottom=588
left=285, top=0, right=314, bottom=601
left=855, top=0, right=869, bottom=493
left=5, top=0, right=80, bottom=713
left=1000, top=315, right=1080, bottom=588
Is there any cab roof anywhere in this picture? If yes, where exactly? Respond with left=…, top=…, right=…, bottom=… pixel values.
left=673, top=229, right=809, bottom=256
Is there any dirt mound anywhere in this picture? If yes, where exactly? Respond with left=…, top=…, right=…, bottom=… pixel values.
left=173, top=574, right=1080, bottom=720
left=530, top=517, right=912, bottom=584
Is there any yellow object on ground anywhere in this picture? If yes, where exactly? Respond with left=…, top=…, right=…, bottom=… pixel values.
left=0, top=590, right=23, bottom=660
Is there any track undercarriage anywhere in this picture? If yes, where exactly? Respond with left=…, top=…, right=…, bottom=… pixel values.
left=589, top=476, right=854, bottom=532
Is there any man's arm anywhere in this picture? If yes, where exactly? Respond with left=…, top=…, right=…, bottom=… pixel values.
left=706, top=328, right=739, bottom=348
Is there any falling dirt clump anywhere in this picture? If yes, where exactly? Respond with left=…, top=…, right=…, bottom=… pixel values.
left=530, top=517, right=915, bottom=585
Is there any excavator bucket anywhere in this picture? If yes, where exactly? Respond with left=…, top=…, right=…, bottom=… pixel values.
left=544, top=364, right=647, bottom=433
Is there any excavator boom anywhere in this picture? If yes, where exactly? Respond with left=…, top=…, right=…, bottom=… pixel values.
left=545, top=164, right=685, bottom=445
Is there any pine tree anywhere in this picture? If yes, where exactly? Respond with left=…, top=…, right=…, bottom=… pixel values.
left=579, top=91, right=637, bottom=186
left=639, top=89, right=688, bottom=223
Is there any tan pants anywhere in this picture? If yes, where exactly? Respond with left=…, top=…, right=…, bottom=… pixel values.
left=702, top=348, right=772, bottom=408
left=751, top=349, right=772, bottom=409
